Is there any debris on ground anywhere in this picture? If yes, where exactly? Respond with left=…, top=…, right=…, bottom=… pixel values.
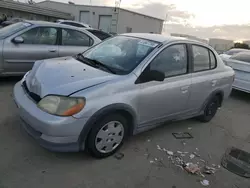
left=166, top=150, right=174, bottom=156
left=193, top=151, right=201, bottom=157
left=114, top=152, right=124, bottom=160
left=184, top=163, right=200, bottom=174
left=200, top=179, right=210, bottom=186
left=172, top=132, right=193, bottom=139
left=157, top=145, right=162, bottom=150
left=147, top=139, right=151, bottom=142
left=181, top=140, right=186, bottom=146
left=190, top=154, right=195, bottom=159
left=188, top=127, right=192, bottom=130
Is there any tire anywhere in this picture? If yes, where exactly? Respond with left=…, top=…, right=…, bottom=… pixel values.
left=86, top=113, right=128, bottom=158
left=198, top=96, right=220, bottom=122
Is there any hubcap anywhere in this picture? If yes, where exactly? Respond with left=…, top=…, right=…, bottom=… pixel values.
left=95, top=121, right=124, bottom=153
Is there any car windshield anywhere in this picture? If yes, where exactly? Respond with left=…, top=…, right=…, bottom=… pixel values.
left=0, top=22, right=31, bottom=39
left=82, top=36, right=159, bottom=74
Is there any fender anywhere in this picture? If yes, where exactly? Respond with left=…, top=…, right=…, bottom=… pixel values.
left=78, top=103, right=137, bottom=149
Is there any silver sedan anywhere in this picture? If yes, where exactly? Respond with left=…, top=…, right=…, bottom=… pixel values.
left=14, top=33, right=234, bottom=158
left=0, top=21, right=101, bottom=76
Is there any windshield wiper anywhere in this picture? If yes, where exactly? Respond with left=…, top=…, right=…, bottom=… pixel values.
left=75, top=53, right=98, bottom=68
left=76, top=54, right=116, bottom=74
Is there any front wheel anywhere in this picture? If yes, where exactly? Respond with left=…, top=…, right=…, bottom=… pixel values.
left=86, top=114, right=128, bottom=158
left=198, top=96, right=219, bottom=122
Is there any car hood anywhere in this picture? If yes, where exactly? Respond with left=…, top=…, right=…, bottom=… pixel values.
left=25, top=57, right=117, bottom=97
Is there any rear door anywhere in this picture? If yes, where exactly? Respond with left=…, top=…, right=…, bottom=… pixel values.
left=58, top=28, right=96, bottom=57
left=3, top=26, right=59, bottom=74
left=188, top=44, right=218, bottom=113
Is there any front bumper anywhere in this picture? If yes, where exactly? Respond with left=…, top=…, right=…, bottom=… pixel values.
left=13, top=81, right=89, bottom=152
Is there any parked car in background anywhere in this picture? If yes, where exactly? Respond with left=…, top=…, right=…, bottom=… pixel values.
left=56, top=19, right=91, bottom=28
left=14, top=33, right=234, bottom=158
left=0, top=21, right=101, bottom=76
left=1, top=18, right=24, bottom=27
left=220, top=48, right=250, bottom=60
left=85, top=28, right=112, bottom=40
left=223, top=52, right=250, bottom=93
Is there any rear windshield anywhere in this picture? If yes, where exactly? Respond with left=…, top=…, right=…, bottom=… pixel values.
left=0, top=22, right=32, bottom=39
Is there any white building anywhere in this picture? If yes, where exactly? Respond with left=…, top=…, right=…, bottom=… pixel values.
left=209, top=38, right=234, bottom=54
left=37, top=0, right=164, bottom=34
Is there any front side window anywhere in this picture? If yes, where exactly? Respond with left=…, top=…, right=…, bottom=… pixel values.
left=62, top=28, right=93, bottom=46
left=192, top=45, right=216, bottom=72
left=231, top=52, right=250, bottom=63
left=150, top=44, right=188, bottom=77
left=83, top=36, right=159, bottom=74
left=20, top=27, right=57, bottom=45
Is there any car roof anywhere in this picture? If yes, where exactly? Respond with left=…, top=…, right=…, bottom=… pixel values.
left=120, top=33, right=196, bottom=44
left=23, top=20, right=86, bottom=30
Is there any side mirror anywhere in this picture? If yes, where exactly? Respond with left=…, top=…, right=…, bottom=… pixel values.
left=137, top=69, right=165, bottom=83
left=13, top=36, right=24, bottom=44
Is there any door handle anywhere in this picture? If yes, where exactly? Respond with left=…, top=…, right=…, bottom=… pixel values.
left=211, top=80, right=217, bottom=86
left=181, top=86, right=189, bottom=93
left=48, top=49, right=57, bottom=52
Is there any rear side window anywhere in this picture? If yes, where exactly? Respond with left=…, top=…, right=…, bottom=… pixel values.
left=61, top=28, right=93, bottom=46
left=231, top=53, right=250, bottom=63
left=62, top=22, right=86, bottom=28
left=192, top=45, right=217, bottom=72
left=87, top=30, right=111, bottom=40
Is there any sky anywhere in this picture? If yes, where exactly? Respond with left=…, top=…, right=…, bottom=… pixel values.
left=29, top=0, right=250, bottom=40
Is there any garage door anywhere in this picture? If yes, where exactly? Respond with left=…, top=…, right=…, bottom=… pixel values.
left=98, top=15, right=112, bottom=33
left=80, top=11, right=90, bottom=24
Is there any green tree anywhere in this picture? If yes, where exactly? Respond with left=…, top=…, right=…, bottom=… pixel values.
left=234, top=43, right=249, bottom=49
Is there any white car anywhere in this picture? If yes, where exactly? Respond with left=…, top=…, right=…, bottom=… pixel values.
left=220, top=48, right=250, bottom=60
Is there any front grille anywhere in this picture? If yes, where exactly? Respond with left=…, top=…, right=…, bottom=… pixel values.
left=22, top=81, right=41, bottom=103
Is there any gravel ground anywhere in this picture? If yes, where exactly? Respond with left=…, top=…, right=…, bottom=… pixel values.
left=0, top=77, right=250, bottom=188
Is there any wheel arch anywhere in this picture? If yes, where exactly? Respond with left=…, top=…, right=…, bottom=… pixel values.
left=78, top=103, right=137, bottom=149
left=202, top=89, right=224, bottom=110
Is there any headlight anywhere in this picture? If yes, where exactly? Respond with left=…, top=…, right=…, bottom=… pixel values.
left=21, top=71, right=30, bottom=83
left=38, top=95, right=85, bottom=116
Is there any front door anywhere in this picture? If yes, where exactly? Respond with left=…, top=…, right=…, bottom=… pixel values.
left=3, top=26, right=59, bottom=74
left=137, top=44, right=191, bottom=126
left=58, top=28, right=94, bottom=57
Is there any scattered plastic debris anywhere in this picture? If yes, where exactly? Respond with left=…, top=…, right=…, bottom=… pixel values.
left=172, top=132, right=193, bottom=139
left=157, top=145, right=162, bottom=150
left=200, top=180, right=209, bottom=186
left=181, top=141, right=186, bottom=146
left=149, top=160, right=154, bottom=163
left=193, top=152, right=201, bottom=157
left=114, top=152, right=124, bottom=160
left=190, top=154, right=195, bottom=159
left=188, top=127, right=192, bottom=130
left=181, top=154, right=186, bottom=157
left=147, top=139, right=151, bottom=142
left=166, top=150, right=174, bottom=156
left=184, top=163, right=200, bottom=174
left=200, top=159, right=206, bottom=163
left=177, top=151, right=183, bottom=154
left=196, top=148, right=199, bottom=151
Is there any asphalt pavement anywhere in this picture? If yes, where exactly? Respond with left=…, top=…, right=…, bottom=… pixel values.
left=0, top=77, right=250, bottom=188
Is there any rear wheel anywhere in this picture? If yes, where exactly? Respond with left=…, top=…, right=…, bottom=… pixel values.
left=198, top=96, right=219, bottom=122
left=86, top=114, right=128, bottom=158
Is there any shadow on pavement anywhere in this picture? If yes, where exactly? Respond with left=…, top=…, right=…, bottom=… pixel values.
left=0, top=76, right=22, bottom=86
left=230, top=89, right=250, bottom=102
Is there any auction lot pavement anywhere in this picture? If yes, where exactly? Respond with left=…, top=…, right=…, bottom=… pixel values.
left=0, top=77, right=250, bottom=188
